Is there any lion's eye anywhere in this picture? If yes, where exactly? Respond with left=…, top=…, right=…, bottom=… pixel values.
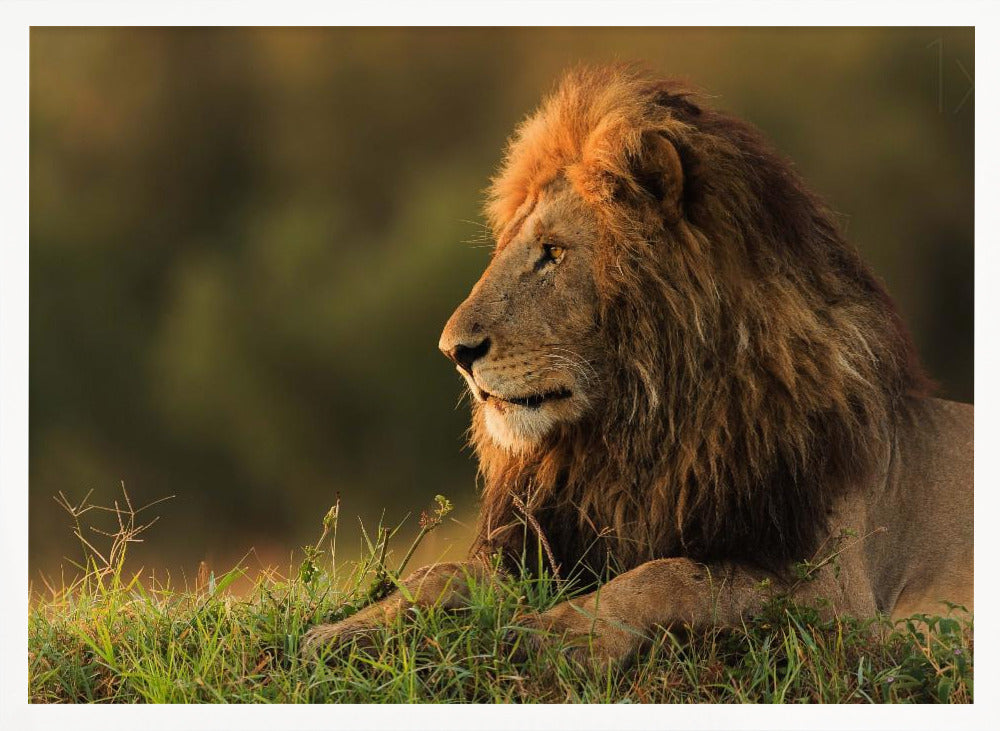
left=542, top=243, right=566, bottom=264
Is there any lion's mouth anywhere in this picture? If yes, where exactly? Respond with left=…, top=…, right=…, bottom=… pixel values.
left=478, top=386, right=572, bottom=410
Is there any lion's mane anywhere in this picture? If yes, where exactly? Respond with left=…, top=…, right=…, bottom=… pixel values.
left=471, top=65, right=930, bottom=580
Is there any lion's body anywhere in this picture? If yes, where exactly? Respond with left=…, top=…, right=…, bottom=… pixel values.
left=867, top=397, right=973, bottom=618
left=303, top=65, right=973, bottom=665
left=475, top=395, right=975, bottom=623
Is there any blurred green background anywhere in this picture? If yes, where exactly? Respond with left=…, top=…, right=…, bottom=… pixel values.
left=30, top=27, right=974, bottom=586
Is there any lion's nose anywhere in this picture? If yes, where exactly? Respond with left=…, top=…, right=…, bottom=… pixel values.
left=443, top=337, right=491, bottom=376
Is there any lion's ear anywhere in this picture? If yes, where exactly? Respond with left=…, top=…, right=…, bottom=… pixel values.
left=632, top=131, right=684, bottom=225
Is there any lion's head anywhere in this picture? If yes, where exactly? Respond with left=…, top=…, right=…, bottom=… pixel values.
left=439, top=176, right=605, bottom=451
left=441, top=65, right=930, bottom=578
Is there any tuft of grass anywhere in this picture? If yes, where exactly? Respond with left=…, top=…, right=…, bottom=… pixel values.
left=29, top=490, right=973, bottom=703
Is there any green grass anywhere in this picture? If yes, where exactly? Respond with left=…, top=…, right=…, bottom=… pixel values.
left=29, top=491, right=973, bottom=703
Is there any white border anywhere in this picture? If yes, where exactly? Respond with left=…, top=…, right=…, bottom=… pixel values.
left=2, top=2, right=996, bottom=730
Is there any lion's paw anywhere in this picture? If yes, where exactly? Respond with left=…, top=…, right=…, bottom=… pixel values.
left=504, top=611, right=564, bottom=663
left=299, top=618, right=382, bottom=660
left=505, top=608, right=637, bottom=669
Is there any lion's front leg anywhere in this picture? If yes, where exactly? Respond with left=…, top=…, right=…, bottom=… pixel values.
left=301, top=560, right=493, bottom=658
left=512, top=558, right=776, bottom=667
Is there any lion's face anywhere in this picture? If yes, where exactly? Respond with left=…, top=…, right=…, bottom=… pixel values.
left=439, top=179, right=605, bottom=451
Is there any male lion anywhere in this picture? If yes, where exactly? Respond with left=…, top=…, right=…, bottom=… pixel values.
left=303, top=65, right=973, bottom=666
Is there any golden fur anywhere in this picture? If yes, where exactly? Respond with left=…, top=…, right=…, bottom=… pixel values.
left=471, top=64, right=930, bottom=577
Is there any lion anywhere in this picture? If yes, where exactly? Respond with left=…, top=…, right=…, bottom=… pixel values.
left=302, top=64, right=973, bottom=666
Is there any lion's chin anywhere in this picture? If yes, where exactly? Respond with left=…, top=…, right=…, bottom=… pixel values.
left=482, top=400, right=559, bottom=453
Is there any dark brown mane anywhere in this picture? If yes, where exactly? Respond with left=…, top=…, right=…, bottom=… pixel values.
left=470, top=64, right=930, bottom=582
